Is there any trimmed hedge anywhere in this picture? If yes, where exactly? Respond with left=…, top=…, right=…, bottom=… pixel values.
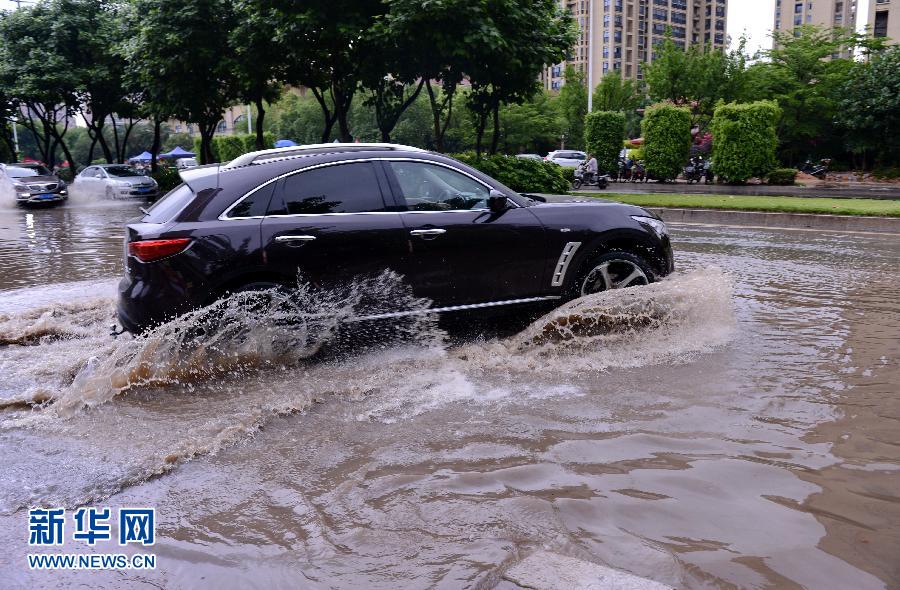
left=584, top=111, right=625, bottom=174
left=642, top=103, right=692, bottom=181
left=767, top=168, right=798, bottom=185
left=452, top=153, right=569, bottom=194
left=711, top=101, right=781, bottom=184
left=192, top=132, right=276, bottom=163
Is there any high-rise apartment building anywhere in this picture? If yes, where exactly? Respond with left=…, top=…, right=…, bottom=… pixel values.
left=868, top=0, right=899, bottom=44
left=544, top=0, right=728, bottom=93
left=773, top=0, right=858, bottom=56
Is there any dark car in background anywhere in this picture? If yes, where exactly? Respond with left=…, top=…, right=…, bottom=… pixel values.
left=117, top=143, right=674, bottom=334
left=0, top=163, right=68, bottom=206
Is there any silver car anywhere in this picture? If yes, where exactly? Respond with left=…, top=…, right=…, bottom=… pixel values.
left=74, top=164, right=159, bottom=199
left=545, top=150, right=587, bottom=168
left=0, top=163, right=68, bottom=206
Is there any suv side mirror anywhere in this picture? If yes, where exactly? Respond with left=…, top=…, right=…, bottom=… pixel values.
left=488, top=190, right=508, bottom=213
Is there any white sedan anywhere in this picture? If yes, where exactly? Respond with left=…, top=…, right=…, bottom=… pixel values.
left=545, top=150, right=587, bottom=168
left=73, top=165, right=159, bottom=199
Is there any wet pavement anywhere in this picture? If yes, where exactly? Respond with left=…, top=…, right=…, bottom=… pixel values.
left=0, top=198, right=898, bottom=589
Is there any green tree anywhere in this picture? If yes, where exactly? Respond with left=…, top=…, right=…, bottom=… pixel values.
left=641, top=103, right=691, bottom=181
left=498, top=91, right=561, bottom=154
left=465, top=0, right=574, bottom=155
left=584, top=111, right=625, bottom=174
left=744, top=26, right=856, bottom=164
left=557, top=66, right=587, bottom=151
left=592, top=72, right=642, bottom=113
left=836, top=45, right=900, bottom=168
left=127, top=0, right=240, bottom=163
left=0, top=2, right=79, bottom=168
left=710, top=101, right=781, bottom=183
left=644, top=35, right=749, bottom=128
left=230, top=0, right=289, bottom=149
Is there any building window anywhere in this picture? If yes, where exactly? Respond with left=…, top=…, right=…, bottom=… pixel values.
left=874, top=10, right=889, bottom=37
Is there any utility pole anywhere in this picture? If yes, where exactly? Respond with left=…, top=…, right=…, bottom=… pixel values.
left=11, top=114, right=19, bottom=160
left=587, top=0, right=594, bottom=113
left=246, top=105, right=252, bottom=135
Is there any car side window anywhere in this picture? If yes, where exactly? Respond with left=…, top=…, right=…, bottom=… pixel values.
left=388, top=161, right=490, bottom=211
left=267, top=162, right=387, bottom=215
left=227, top=183, right=275, bottom=218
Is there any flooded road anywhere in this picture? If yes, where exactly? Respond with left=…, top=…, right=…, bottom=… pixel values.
left=0, top=201, right=898, bottom=589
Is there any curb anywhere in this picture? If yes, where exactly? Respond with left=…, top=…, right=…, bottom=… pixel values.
left=647, top=207, right=900, bottom=234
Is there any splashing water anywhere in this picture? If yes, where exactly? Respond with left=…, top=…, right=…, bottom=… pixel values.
left=52, top=270, right=441, bottom=415
left=0, top=268, right=734, bottom=510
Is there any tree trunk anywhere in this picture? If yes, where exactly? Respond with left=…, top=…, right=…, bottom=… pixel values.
left=150, top=118, right=162, bottom=173
left=311, top=87, right=337, bottom=143
left=254, top=97, right=266, bottom=150
left=490, top=104, right=501, bottom=155
left=475, top=111, right=487, bottom=157
left=199, top=122, right=217, bottom=164
left=426, top=83, right=456, bottom=153
left=120, top=119, right=137, bottom=162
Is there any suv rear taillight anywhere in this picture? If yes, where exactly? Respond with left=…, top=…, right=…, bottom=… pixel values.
left=128, top=238, right=192, bottom=262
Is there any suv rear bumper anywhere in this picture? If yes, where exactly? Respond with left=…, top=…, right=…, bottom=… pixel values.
left=117, top=272, right=200, bottom=334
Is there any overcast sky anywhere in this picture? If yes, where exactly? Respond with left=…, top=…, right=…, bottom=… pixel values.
left=0, top=0, right=872, bottom=59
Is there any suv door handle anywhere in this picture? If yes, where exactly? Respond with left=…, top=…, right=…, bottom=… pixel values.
left=275, top=235, right=316, bottom=243
left=409, top=229, right=446, bottom=239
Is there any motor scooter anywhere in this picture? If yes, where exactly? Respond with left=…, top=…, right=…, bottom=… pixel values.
left=572, top=162, right=610, bottom=190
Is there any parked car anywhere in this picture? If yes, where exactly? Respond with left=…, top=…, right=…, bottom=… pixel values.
left=515, top=154, right=542, bottom=161
left=73, top=164, right=159, bottom=199
left=0, top=163, right=68, bottom=206
left=116, top=143, right=673, bottom=334
left=175, top=157, right=198, bottom=170
left=545, top=150, right=587, bottom=168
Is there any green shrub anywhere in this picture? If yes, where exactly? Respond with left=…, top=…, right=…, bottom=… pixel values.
left=191, top=133, right=276, bottom=163
left=151, top=167, right=182, bottom=194
left=627, top=147, right=644, bottom=161
left=710, top=100, right=781, bottom=184
left=641, top=103, right=692, bottom=181
left=584, top=111, right=625, bottom=174
left=560, top=166, right=575, bottom=185
left=452, top=153, right=569, bottom=194
left=767, top=168, right=798, bottom=185
left=873, top=166, right=900, bottom=180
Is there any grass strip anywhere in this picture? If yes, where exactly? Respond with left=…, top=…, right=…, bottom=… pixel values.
left=573, top=193, right=900, bottom=217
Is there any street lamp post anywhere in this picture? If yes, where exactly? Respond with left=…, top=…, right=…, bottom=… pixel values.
left=587, top=0, right=594, bottom=113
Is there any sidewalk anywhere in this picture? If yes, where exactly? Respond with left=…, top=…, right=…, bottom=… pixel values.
left=575, top=180, right=900, bottom=200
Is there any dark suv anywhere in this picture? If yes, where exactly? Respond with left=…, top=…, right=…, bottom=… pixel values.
left=117, top=144, right=673, bottom=334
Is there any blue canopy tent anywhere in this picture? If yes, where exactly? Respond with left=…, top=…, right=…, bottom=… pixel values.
left=128, top=151, right=153, bottom=162
left=274, top=139, right=298, bottom=148
left=160, top=146, right=195, bottom=159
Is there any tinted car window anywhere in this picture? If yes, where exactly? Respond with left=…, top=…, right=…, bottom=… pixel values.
left=227, top=183, right=275, bottom=218
left=389, top=161, right=490, bottom=211
left=268, top=162, right=386, bottom=215
left=144, top=184, right=194, bottom=223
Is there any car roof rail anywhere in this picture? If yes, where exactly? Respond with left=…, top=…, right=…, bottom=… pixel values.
left=223, top=142, right=426, bottom=169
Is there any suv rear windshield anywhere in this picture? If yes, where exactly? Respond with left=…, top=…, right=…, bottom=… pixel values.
left=143, top=184, right=193, bottom=223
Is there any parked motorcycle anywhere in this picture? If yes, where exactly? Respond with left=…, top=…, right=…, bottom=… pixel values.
left=801, top=158, right=831, bottom=180
left=631, top=160, right=647, bottom=183
left=615, top=157, right=633, bottom=182
left=572, top=162, right=610, bottom=190
left=683, top=156, right=708, bottom=183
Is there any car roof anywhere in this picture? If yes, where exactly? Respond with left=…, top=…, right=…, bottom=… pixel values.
left=224, top=142, right=426, bottom=169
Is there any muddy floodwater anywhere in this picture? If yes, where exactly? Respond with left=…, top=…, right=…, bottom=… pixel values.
left=0, top=199, right=898, bottom=589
